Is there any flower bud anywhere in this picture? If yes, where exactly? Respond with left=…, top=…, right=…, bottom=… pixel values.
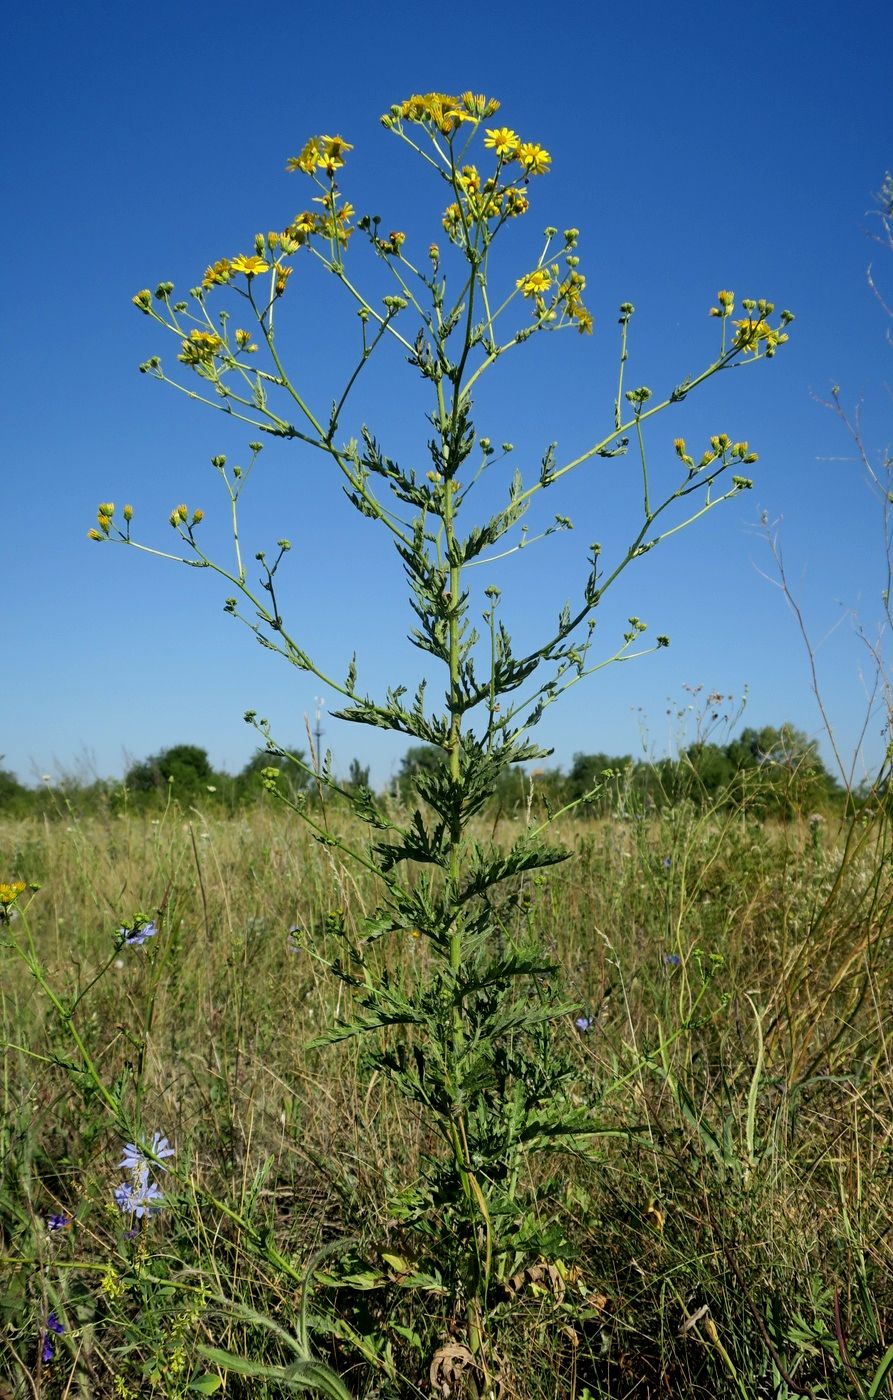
left=132, top=289, right=152, bottom=312
left=191, top=509, right=204, bottom=524
left=123, top=504, right=134, bottom=521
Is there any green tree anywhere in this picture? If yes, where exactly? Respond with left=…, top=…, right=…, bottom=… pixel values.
left=125, top=744, right=215, bottom=804
left=0, top=767, right=32, bottom=816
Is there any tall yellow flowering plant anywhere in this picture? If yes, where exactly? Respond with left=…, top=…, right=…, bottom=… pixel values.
left=93, top=90, right=791, bottom=1392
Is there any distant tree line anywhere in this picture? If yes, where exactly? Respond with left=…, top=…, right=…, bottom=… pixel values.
left=0, top=723, right=865, bottom=821
left=394, top=723, right=852, bottom=819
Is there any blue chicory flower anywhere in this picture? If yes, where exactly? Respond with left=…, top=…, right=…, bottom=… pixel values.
left=121, top=919, right=158, bottom=947
left=119, top=1131, right=174, bottom=1174
left=115, top=1131, right=173, bottom=1221
left=114, top=1170, right=164, bottom=1220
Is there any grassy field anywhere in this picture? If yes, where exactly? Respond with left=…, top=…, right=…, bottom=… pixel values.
left=2, top=793, right=892, bottom=1398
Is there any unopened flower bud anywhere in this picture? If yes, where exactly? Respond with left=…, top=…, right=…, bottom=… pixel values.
left=177, top=504, right=188, bottom=521
left=191, top=509, right=204, bottom=524
left=123, top=504, right=133, bottom=521
left=132, top=289, right=152, bottom=312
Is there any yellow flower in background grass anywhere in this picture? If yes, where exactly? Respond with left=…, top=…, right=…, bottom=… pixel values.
left=0, top=882, right=26, bottom=919
left=516, top=268, right=552, bottom=298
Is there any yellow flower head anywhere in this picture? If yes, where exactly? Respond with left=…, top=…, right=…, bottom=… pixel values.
left=286, top=139, right=322, bottom=174
left=503, top=187, right=529, bottom=217
left=0, top=881, right=26, bottom=908
left=732, top=318, right=788, bottom=357
left=442, top=202, right=463, bottom=235
left=456, top=164, right=481, bottom=195
left=460, top=91, right=500, bottom=118
left=177, top=329, right=223, bottom=366
left=398, top=92, right=474, bottom=134
left=517, top=142, right=551, bottom=176
left=317, top=135, right=352, bottom=176
left=516, top=268, right=552, bottom=298
left=484, top=127, right=518, bottom=159
left=230, top=254, right=270, bottom=277
left=286, top=211, right=319, bottom=243
left=202, top=259, right=232, bottom=289
left=323, top=134, right=352, bottom=161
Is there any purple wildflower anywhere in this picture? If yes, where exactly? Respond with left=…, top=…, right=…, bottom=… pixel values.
left=41, top=1311, right=64, bottom=1362
left=114, top=1169, right=164, bottom=1220
left=575, top=1015, right=594, bottom=1033
left=113, top=1182, right=134, bottom=1212
left=121, top=919, right=158, bottom=947
left=119, top=1132, right=174, bottom=1174
left=664, top=953, right=682, bottom=967
left=662, top=856, right=672, bottom=869
left=47, top=1212, right=72, bottom=1231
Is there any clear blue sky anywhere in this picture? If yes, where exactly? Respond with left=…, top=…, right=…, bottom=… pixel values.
left=3, top=0, right=891, bottom=789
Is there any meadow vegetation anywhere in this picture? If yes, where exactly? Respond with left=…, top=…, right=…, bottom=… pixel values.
left=2, top=784, right=892, bottom=1397
left=3, top=95, right=890, bottom=1399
